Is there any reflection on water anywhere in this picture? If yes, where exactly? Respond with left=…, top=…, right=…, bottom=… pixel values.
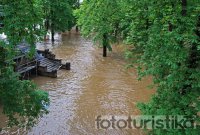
left=0, top=31, right=154, bottom=135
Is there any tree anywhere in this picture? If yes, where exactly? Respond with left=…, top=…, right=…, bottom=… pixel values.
left=75, top=0, right=123, bottom=57
left=123, top=0, right=200, bottom=134
left=76, top=0, right=200, bottom=134
left=43, top=0, right=75, bottom=42
left=0, top=0, right=49, bottom=128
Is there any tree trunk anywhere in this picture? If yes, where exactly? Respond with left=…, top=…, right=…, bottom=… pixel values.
left=76, top=26, right=79, bottom=32
left=103, top=34, right=107, bottom=57
left=50, top=6, right=55, bottom=42
left=45, top=19, right=49, bottom=30
left=103, top=45, right=107, bottom=57
left=51, top=23, right=55, bottom=42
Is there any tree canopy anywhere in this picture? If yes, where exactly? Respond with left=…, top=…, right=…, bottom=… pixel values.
left=0, top=0, right=50, bottom=128
left=75, top=0, right=124, bottom=56
left=0, top=0, right=78, bottom=130
left=43, top=0, right=78, bottom=41
left=76, top=0, right=200, bottom=134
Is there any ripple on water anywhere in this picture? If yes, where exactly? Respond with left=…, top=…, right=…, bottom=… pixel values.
left=0, top=32, right=154, bottom=135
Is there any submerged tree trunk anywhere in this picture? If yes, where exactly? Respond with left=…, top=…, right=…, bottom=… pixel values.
left=45, top=19, right=49, bottom=30
left=44, top=19, right=49, bottom=40
left=103, top=34, right=108, bottom=57
left=50, top=6, right=55, bottom=42
left=103, top=45, right=107, bottom=57
left=76, top=26, right=79, bottom=32
left=51, top=23, right=55, bottom=42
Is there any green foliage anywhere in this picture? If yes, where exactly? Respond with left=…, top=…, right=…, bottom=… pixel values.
left=75, top=0, right=124, bottom=52
left=124, top=0, right=200, bottom=134
left=42, top=0, right=77, bottom=42
left=47, top=0, right=74, bottom=31
left=0, top=0, right=49, bottom=128
left=1, top=0, right=44, bottom=57
left=76, top=0, right=200, bottom=134
left=41, top=0, right=77, bottom=42
left=0, top=64, right=49, bottom=127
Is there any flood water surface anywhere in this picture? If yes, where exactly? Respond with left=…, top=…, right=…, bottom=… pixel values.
left=0, top=32, right=154, bottom=135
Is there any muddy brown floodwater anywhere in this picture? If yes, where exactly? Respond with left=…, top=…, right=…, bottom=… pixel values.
left=0, top=32, right=154, bottom=135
